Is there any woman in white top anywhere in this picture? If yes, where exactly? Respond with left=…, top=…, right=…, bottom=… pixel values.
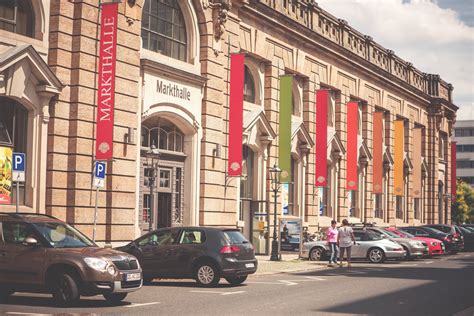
left=337, top=219, right=356, bottom=267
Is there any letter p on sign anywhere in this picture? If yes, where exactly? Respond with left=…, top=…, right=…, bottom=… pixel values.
left=12, top=153, right=25, bottom=182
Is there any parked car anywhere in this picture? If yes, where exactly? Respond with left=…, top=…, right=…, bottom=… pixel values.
left=301, top=229, right=405, bottom=263
left=117, top=227, right=257, bottom=287
left=400, top=226, right=458, bottom=254
left=423, top=224, right=465, bottom=252
left=386, top=227, right=445, bottom=256
left=365, top=227, right=428, bottom=259
left=0, top=212, right=142, bottom=306
left=458, top=226, right=474, bottom=250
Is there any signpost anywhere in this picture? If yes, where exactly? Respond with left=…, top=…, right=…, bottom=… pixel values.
left=93, top=161, right=106, bottom=242
left=12, top=153, right=25, bottom=213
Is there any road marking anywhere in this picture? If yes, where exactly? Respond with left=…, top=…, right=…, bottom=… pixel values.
left=190, top=290, right=245, bottom=296
left=125, top=302, right=161, bottom=308
left=279, top=280, right=298, bottom=286
left=246, top=281, right=282, bottom=285
left=6, top=313, right=53, bottom=316
left=304, top=276, right=326, bottom=281
left=424, top=261, right=434, bottom=264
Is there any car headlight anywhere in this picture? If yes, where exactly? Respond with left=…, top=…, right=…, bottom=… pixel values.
left=84, top=257, right=108, bottom=271
left=431, top=241, right=438, bottom=246
left=107, top=265, right=117, bottom=275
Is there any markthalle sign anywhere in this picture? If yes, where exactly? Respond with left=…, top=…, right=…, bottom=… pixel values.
left=95, top=2, right=118, bottom=161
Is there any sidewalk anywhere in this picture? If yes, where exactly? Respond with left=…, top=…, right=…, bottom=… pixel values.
left=255, top=252, right=326, bottom=275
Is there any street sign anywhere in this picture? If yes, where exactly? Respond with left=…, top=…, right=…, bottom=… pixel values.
left=12, top=153, right=25, bottom=182
left=93, top=161, right=106, bottom=188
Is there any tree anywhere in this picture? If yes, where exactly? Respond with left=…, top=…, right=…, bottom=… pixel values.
left=452, top=180, right=474, bottom=224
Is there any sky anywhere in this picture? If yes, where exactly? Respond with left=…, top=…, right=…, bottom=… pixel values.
left=317, top=0, right=474, bottom=121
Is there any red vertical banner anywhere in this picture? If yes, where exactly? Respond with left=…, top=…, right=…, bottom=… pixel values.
left=227, top=54, right=245, bottom=176
left=315, top=90, right=328, bottom=186
left=346, top=102, right=358, bottom=190
left=451, top=142, right=456, bottom=202
left=373, top=112, right=383, bottom=194
left=95, top=3, right=118, bottom=161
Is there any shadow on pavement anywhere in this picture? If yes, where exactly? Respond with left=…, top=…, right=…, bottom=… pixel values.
left=295, top=255, right=474, bottom=316
left=144, top=280, right=245, bottom=288
left=1, top=295, right=130, bottom=308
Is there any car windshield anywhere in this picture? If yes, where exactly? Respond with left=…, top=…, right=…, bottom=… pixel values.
left=381, top=229, right=401, bottom=238
left=394, top=230, right=414, bottom=238
left=32, top=222, right=95, bottom=248
left=422, top=227, right=446, bottom=235
left=459, top=226, right=472, bottom=234
left=223, top=230, right=249, bottom=244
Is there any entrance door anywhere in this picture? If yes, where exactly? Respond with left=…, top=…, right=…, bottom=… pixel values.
left=157, top=193, right=172, bottom=228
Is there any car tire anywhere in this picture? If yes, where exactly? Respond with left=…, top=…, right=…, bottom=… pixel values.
left=402, top=246, right=411, bottom=260
left=368, top=248, right=386, bottom=263
left=309, top=247, right=324, bottom=261
left=0, top=288, right=14, bottom=303
left=195, top=262, right=220, bottom=287
left=103, top=293, right=128, bottom=305
left=52, top=272, right=80, bottom=307
left=225, top=275, right=248, bottom=285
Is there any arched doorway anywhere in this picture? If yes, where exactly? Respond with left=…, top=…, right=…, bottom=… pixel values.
left=140, top=117, right=186, bottom=231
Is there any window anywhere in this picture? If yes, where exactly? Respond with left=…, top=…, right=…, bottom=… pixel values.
left=143, top=194, right=151, bottom=223
left=2, top=222, right=31, bottom=244
left=374, top=194, right=383, bottom=219
left=175, top=167, right=182, bottom=220
left=240, top=146, right=254, bottom=199
left=141, top=0, right=187, bottom=61
left=179, top=230, right=205, bottom=244
left=243, top=66, right=256, bottom=103
left=141, top=118, right=184, bottom=152
left=414, top=198, right=420, bottom=220
left=138, top=229, right=178, bottom=246
left=455, top=128, right=474, bottom=137
left=159, top=169, right=171, bottom=188
left=439, top=134, right=446, bottom=160
left=396, top=196, right=403, bottom=219
left=0, top=0, right=34, bottom=37
left=353, top=232, right=364, bottom=241
left=457, top=161, right=474, bottom=169
left=457, top=145, right=474, bottom=153
left=287, top=158, right=296, bottom=215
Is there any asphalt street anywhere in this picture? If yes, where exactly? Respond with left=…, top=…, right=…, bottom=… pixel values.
left=1, top=252, right=473, bottom=316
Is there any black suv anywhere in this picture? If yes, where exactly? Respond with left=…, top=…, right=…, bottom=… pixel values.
left=423, top=224, right=465, bottom=252
left=117, top=227, right=257, bottom=287
left=0, top=212, right=142, bottom=306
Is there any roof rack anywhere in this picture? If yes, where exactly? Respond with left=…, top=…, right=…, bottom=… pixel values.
left=0, top=212, right=58, bottom=219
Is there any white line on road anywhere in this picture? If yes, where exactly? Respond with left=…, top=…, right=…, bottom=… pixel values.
left=304, top=276, right=326, bottom=281
left=125, top=302, right=161, bottom=308
left=6, top=313, right=53, bottom=316
left=424, top=261, right=434, bottom=264
left=279, top=280, right=298, bottom=286
left=190, top=290, right=246, bottom=296
left=246, top=281, right=282, bottom=285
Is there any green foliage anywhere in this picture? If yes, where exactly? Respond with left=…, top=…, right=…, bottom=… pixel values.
left=452, top=180, right=474, bottom=224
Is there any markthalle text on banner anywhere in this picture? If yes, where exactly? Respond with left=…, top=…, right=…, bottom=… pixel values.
left=95, top=2, right=118, bottom=161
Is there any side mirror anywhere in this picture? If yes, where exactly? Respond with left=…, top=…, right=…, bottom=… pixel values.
left=23, top=237, right=38, bottom=246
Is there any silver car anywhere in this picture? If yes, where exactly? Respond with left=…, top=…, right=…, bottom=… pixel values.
left=365, top=227, right=428, bottom=259
left=301, top=229, right=406, bottom=263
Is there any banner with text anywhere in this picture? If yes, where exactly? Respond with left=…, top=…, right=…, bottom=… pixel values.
left=315, top=90, right=328, bottom=187
left=279, top=75, right=292, bottom=183
left=0, top=147, right=12, bottom=204
left=95, top=3, right=118, bottom=160
left=372, top=112, right=383, bottom=194
left=346, top=102, right=358, bottom=190
left=227, top=54, right=245, bottom=176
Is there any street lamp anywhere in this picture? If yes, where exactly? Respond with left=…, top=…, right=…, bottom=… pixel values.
left=269, top=165, right=282, bottom=261
left=146, top=144, right=160, bottom=232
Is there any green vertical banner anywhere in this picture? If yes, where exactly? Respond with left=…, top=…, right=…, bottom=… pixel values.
left=279, top=75, right=292, bottom=183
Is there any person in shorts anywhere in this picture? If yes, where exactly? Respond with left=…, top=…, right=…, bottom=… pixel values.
left=326, top=220, right=339, bottom=266
left=337, top=219, right=356, bottom=267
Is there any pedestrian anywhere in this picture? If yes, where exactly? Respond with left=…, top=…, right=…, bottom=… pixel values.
left=326, top=220, right=338, bottom=266
left=337, top=219, right=356, bottom=267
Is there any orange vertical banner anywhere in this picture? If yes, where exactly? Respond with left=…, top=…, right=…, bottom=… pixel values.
left=373, top=112, right=383, bottom=194
left=412, top=128, right=422, bottom=198
left=394, top=120, right=404, bottom=196
left=346, top=102, right=358, bottom=190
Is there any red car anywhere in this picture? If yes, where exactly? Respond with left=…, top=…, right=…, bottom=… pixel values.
left=386, top=228, right=444, bottom=256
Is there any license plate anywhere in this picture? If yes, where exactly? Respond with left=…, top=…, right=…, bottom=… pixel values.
left=245, top=263, right=255, bottom=268
left=125, top=273, right=141, bottom=281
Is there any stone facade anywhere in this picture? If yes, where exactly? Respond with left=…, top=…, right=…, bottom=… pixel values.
left=0, top=0, right=457, bottom=249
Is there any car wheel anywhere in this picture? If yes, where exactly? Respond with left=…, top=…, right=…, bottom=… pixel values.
left=402, top=246, right=410, bottom=260
left=0, top=288, right=14, bottom=303
left=52, top=272, right=80, bottom=306
left=103, top=293, right=128, bottom=305
left=309, top=247, right=324, bottom=261
left=225, top=275, right=248, bottom=285
left=368, top=248, right=386, bottom=263
left=195, top=263, right=220, bottom=287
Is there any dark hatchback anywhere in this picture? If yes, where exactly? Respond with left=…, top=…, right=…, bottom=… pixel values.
left=399, top=226, right=456, bottom=253
left=116, top=227, right=257, bottom=287
left=423, top=224, right=465, bottom=252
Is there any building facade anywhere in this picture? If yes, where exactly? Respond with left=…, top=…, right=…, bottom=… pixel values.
left=454, top=120, right=474, bottom=187
left=0, top=0, right=457, bottom=249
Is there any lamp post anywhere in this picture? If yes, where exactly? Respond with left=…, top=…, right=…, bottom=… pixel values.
left=269, top=165, right=282, bottom=261
left=146, top=145, right=160, bottom=232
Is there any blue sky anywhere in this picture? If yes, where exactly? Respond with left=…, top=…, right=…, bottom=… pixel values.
left=318, top=0, right=474, bottom=121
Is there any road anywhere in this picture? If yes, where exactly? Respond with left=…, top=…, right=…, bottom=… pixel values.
left=1, top=252, right=473, bottom=316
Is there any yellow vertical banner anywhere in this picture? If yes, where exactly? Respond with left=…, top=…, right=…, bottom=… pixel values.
left=0, top=147, right=13, bottom=204
left=394, top=120, right=404, bottom=196
left=412, top=128, right=422, bottom=198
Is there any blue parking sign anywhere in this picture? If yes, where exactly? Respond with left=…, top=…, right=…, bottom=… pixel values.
left=12, top=153, right=25, bottom=172
left=94, top=161, right=106, bottom=179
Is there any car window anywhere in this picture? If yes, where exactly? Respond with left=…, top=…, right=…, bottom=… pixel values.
left=223, top=230, right=249, bottom=244
left=179, top=230, right=206, bottom=244
left=2, top=222, right=35, bottom=245
left=32, top=222, right=94, bottom=248
left=138, top=230, right=178, bottom=247
left=353, top=232, right=364, bottom=241
left=367, top=232, right=383, bottom=241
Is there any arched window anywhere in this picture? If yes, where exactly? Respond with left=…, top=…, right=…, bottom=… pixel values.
left=0, top=0, right=34, bottom=37
left=243, top=66, right=256, bottom=103
left=141, top=0, right=187, bottom=61
left=141, top=118, right=184, bottom=152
